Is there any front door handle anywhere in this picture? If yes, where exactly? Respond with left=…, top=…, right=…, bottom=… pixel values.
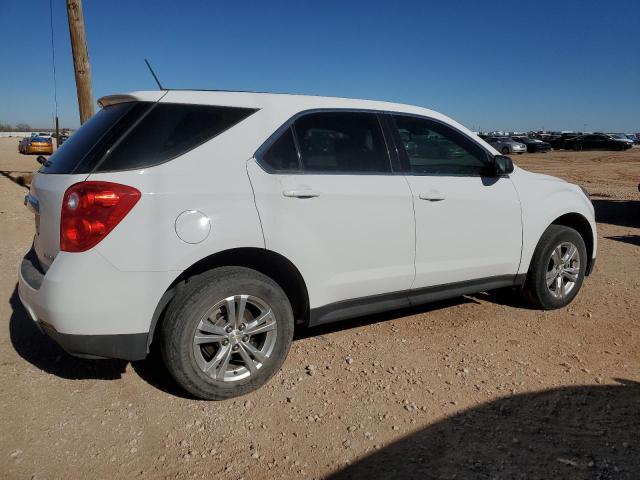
left=419, top=192, right=446, bottom=201
left=283, top=189, right=321, bottom=198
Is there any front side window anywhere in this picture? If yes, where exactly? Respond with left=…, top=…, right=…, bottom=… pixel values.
left=392, top=115, right=490, bottom=175
left=293, top=112, right=390, bottom=173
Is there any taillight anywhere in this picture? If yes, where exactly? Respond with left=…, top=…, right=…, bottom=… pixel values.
left=60, top=181, right=141, bottom=252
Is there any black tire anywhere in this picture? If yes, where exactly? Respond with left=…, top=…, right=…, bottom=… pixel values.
left=522, top=225, right=587, bottom=310
left=160, top=266, right=294, bottom=400
left=573, top=143, right=582, bottom=151
left=501, top=146, right=510, bottom=155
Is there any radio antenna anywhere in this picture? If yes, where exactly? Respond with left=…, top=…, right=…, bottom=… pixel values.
left=144, top=58, right=164, bottom=90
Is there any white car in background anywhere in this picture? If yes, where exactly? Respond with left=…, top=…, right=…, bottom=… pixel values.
left=18, top=90, right=596, bottom=399
left=484, top=136, right=528, bottom=155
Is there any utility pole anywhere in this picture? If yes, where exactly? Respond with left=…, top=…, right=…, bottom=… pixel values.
left=66, top=0, right=94, bottom=124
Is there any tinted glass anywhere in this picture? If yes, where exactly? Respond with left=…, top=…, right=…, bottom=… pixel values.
left=392, top=115, right=489, bottom=175
left=39, top=102, right=136, bottom=174
left=98, top=104, right=257, bottom=171
left=294, top=112, right=390, bottom=173
left=261, top=127, right=299, bottom=171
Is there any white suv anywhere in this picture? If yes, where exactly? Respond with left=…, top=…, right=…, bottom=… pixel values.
left=18, top=90, right=596, bottom=399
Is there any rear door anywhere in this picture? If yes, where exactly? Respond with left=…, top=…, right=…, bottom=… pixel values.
left=247, top=111, right=415, bottom=310
left=387, top=114, right=522, bottom=289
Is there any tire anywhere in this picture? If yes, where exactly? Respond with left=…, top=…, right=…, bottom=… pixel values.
left=160, top=266, right=294, bottom=400
left=522, top=225, right=587, bottom=310
left=573, top=143, right=582, bottom=151
left=501, top=146, right=510, bottom=155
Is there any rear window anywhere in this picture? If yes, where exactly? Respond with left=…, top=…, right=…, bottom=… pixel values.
left=40, top=102, right=257, bottom=174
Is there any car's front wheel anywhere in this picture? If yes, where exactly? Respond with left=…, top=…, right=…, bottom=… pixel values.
left=501, top=146, right=510, bottom=155
left=522, top=225, right=587, bottom=310
left=160, top=266, right=294, bottom=400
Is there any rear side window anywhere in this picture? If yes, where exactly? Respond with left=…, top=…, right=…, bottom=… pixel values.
left=98, top=104, right=257, bottom=172
left=260, top=127, right=300, bottom=172
left=294, top=112, right=390, bottom=173
left=40, top=102, right=256, bottom=174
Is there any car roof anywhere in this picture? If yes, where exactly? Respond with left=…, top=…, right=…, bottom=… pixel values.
left=99, top=89, right=461, bottom=127
left=96, top=89, right=500, bottom=156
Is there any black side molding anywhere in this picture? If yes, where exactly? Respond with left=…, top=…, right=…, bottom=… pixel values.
left=40, top=323, right=148, bottom=361
left=309, top=275, right=518, bottom=327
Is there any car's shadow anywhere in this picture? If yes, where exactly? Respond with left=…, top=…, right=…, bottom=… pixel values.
left=606, top=235, right=640, bottom=247
left=592, top=199, right=640, bottom=229
left=8, top=285, right=484, bottom=398
left=8, top=286, right=128, bottom=381
left=8, top=285, right=191, bottom=397
left=328, top=379, right=640, bottom=480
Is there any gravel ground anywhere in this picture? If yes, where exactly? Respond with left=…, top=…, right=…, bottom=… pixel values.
left=1, top=138, right=639, bottom=479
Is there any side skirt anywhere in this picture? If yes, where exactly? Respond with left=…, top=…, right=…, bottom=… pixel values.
left=309, top=275, right=520, bottom=327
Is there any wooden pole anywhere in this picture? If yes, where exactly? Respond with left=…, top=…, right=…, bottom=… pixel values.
left=66, top=0, right=94, bottom=124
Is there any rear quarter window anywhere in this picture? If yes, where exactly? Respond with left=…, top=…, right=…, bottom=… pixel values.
left=97, top=103, right=257, bottom=172
left=39, top=102, right=257, bottom=174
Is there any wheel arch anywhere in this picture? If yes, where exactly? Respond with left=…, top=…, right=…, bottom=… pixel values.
left=550, top=213, right=594, bottom=274
left=523, top=212, right=594, bottom=279
left=146, top=247, right=310, bottom=351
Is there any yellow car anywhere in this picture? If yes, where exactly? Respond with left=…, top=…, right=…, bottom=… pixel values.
left=24, top=136, right=53, bottom=155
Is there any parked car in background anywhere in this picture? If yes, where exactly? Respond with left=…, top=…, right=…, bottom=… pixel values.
left=607, top=133, right=634, bottom=147
left=485, top=136, right=527, bottom=154
left=511, top=136, right=551, bottom=153
left=18, top=137, right=30, bottom=153
left=627, top=134, right=640, bottom=145
left=22, top=136, right=53, bottom=155
left=548, top=132, right=582, bottom=150
left=563, top=134, right=631, bottom=151
left=58, top=134, right=70, bottom=146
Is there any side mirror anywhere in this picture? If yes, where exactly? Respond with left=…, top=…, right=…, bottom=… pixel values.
left=36, top=155, right=47, bottom=165
left=493, top=155, right=514, bottom=175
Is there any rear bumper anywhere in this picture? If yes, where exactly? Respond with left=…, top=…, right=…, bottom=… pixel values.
left=18, top=246, right=176, bottom=361
left=39, top=323, right=147, bottom=360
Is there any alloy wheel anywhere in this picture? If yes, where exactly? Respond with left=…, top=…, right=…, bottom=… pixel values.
left=192, top=295, right=277, bottom=382
left=546, top=241, right=581, bottom=299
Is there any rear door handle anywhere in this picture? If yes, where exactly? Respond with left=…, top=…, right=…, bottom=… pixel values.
left=419, top=192, right=446, bottom=201
left=283, top=189, right=321, bottom=198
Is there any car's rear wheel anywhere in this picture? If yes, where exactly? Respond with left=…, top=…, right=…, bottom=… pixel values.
left=522, top=225, right=587, bottom=310
left=160, top=266, right=294, bottom=400
left=501, top=146, right=510, bottom=155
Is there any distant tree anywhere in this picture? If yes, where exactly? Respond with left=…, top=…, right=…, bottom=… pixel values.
left=15, top=123, right=32, bottom=131
left=0, top=122, right=11, bottom=131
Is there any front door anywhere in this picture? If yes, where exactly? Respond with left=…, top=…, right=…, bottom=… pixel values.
left=388, top=114, right=522, bottom=289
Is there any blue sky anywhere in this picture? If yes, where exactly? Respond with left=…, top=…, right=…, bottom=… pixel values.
left=1, top=0, right=639, bottom=131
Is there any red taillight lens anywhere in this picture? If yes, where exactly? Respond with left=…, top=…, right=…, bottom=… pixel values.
left=60, top=181, right=141, bottom=252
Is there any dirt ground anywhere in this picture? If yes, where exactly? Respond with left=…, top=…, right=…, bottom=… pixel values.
left=1, top=137, right=639, bottom=479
